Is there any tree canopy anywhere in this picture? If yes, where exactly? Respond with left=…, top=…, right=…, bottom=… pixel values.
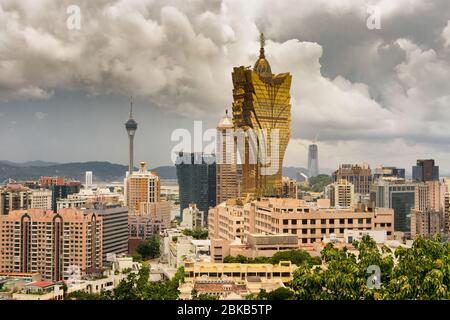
left=136, top=235, right=160, bottom=260
left=299, top=174, right=332, bottom=192
left=223, top=249, right=321, bottom=267
left=290, top=235, right=450, bottom=300
left=69, top=265, right=185, bottom=300
left=181, top=229, right=208, bottom=240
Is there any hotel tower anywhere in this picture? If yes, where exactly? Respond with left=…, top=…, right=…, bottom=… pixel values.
left=231, top=33, right=292, bottom=197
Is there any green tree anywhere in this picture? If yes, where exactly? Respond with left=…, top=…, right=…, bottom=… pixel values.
left=299, top=174, right=332, bottom=192
left=290, top=235, right=450, bottom=300
left=257, top=288, right=295, bottom=300
left=136, top=235, right=160, bottom=260
left=182, top=229, right=208, bottom=240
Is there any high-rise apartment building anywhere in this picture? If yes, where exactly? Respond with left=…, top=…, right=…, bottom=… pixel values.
left=308, top=144, right=319, bottom=177
left=443, top=191, right=450, bottom=235
left=124, top=162, right=160, bottom=215
left=411, top=180, right=444, bottom=239
left=0, top=183, right=32, bottom=215
left=216, top=112, right=239, bottom=204
left=30, top=189, right=52, bottom=210
left=370, top=179, right=416, bottom=232
left=411, top=210, right=441, bottom=239
left=412, top=159, right=439, bottom=182
left=0, top=208, right=102, bottom=282
left=176, top=152, right=216, bottom=220
left=231, top=33, right=292, bottom=197
left=326, top=179, right=354, bottom=208
left=333, top=163, right=372, bottom=195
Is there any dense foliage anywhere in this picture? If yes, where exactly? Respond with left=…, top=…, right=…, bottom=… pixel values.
left=181, top=229, right=208, bottom=240
left=299, top=174, right=332, bottom=192
left=290, top=235, right=450, bottom=300
left=246, top=288, right=295, bottom=300
left=69, top=265, right=185, bottom=300
left=223, top=249, right=321, bottom=267
left=136, top=236, right=160, bottom=260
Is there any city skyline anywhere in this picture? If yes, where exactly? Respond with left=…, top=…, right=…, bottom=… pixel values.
left=0, top=1, right=450, bottom=171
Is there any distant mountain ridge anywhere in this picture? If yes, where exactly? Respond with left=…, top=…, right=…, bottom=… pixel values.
left=0, top=160, right=176, bottom=183
left=0, top=161, right=333, bottom=183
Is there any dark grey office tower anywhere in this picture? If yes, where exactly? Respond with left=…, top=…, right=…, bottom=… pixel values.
left=51, top=185, right=69, bottom=213
left=412, top=159, right=439, bottom=182
left=175, top=152, right=216, bottom=222
left=85, top=204, right=129, bottom=264
left=370, top=180, right=416, bottom=232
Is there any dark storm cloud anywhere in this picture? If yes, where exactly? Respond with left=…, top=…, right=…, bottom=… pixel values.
left=0, top=0, right=449, bottom=171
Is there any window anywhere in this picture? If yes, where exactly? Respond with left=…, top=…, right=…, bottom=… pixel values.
left=329, top=228, right=335, bottom=233
left=366, top=218, right=371, bottom=224
left=283, top=229, right=288, bottom=233
left=329, top=219, right=335, bottom=224
left=321, top=228, right=326, bottom=234
left=291, top=219, right=297, bottom=225
left=291, top=229, right=297, bottom=234
left=321, top=219, right=326, bottom=224
left=348, top=218, right=353, bottom=224
left=283, top=219, right=289, bottom=225
left=339, top=219, right=345, bottom=224
left=302, top=229, right=307, bottom=234
left=302, top=219, right=307, bottom=225
left=311, top=229, right=316, bottom=234
left=339, top=228, right=345, bottom=233
left=358, top=218, right=363, bottom=224
left=302, top=238, right=308, bottom=244
left=310, top=219, right=316, bottom=225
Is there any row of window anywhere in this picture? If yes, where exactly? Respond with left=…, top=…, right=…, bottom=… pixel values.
left=282, top=218, right=372, bottom=225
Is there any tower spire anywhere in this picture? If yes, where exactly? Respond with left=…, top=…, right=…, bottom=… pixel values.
left=259, top=32, right=265, bottom=58
left=129, top=96, right=133, bottom=119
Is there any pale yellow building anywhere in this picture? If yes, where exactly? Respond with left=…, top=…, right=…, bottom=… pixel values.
left=183, top=260, right=295, bottom=284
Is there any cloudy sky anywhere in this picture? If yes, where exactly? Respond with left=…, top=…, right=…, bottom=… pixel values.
left=0, top=0, right=449, bottom=174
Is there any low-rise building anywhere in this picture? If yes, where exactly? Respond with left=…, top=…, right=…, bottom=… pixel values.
left=181, top=203, right=204, bottom=229
left=210, top=234, right=299, bottom=262
left=183, top=261, right=296, bottom=284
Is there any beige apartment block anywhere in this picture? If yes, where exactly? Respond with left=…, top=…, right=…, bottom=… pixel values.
left=208, top=198, right=394, bottom=246
left=208, top=200, right=245, bottom=241
left=30, top=190, right=52, bottom=210
left=326, top=179, right=354, bottom=208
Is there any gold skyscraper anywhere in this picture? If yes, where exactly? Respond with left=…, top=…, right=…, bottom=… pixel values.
left=231, top=33, right=292, bottom=197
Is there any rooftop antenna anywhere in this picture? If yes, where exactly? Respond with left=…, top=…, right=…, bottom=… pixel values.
left=259, top=32, right=265, bottom=58
left=129, top=96, right=133, bottom=119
